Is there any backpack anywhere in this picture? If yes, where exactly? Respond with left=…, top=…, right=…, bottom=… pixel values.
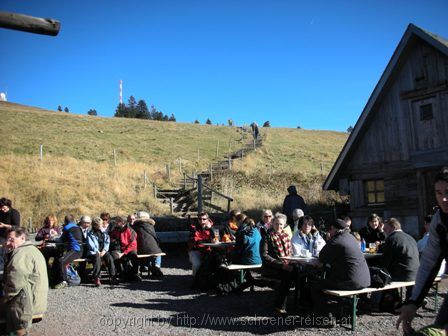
left=369, top=266, right=392, bottom=288
left=66, top=264, right=81, bottom=286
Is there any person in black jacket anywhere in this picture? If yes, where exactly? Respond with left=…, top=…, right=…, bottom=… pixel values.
left=282, top=186, right=307, bottom=225
left=371, top=218, right=419, bottom=311
left=359, top=213, right=386, bottom=244
left=132, top=211, right=164, bottom=277
left=311, top=219, right=370, bottom=319
left=382, top=218, right=419, bottom=282
left=0, top=197, right=20, bottom=273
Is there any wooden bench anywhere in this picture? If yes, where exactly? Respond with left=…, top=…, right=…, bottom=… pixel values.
left=72, top=253, right=166, bottom=280
left=72, top=252, right=166, bottom=263
left=324, top=281, right=415, bottom=330
left=323, top=277, right=443, bottom=331
left=219, top=264, right=262, bottom=290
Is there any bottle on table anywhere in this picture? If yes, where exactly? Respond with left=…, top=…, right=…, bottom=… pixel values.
left=360, top=238, right=366, bottom=252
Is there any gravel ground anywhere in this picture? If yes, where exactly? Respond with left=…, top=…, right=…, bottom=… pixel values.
left=32, top=246, right=445, bottom=336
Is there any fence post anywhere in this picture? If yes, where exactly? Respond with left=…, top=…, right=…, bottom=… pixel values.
left=39, top=145, right=43, bottom=161
left=170, top=197, right=174, bottom=214
left=197, top=175, right=203, bottom=213
left=28, top=217, right=33, bottom=233
left=227, top=199, right=231, bottom=213
left=113, top=149, right=117, bottom=166
left=209, top=164, right=213, bottom=182
left=153, top=183, right=157, bottom=198
left=144, top=170, right=147, bottom=189
left=216, top=141, right=219, bottom=158
left=241, top=149, right=244, bottom=160
left=179, top=158, right=182, bottom=173
left=166, top=163, right=171, bottom=182
left=183, top=172, right=187, bottom=189
left=253, top=138, right=256, bottom=150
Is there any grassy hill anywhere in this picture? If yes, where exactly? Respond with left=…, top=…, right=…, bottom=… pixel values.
left=0, top=101, right=348, bottom=226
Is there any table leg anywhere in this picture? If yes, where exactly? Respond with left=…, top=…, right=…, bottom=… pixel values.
left=351, top=295, right=358, bottom=331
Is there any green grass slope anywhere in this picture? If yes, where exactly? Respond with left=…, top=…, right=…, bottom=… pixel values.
left=0, top=101, right=348, bottom=223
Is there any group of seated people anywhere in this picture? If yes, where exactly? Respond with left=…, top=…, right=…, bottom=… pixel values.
left=35, top=211, right=164, bottom=289
left=187, top=206, right=434, bottom=317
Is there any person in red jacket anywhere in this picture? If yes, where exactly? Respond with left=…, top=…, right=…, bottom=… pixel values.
left=187, top=212, right=213, bottom=277
left=109, top=216, right=141, bottom=282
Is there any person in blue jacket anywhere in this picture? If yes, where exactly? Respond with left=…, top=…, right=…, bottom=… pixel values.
left=87, top=217, right=118, bottom=286
left=52, top=214, right=83, bottom=289
left=233, top=217, right=262, bottom=265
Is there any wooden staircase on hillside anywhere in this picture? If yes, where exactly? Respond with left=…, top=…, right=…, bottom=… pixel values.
left=154, top=127, right=263, bottom=216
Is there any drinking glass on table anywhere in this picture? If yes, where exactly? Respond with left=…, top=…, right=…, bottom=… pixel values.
left=212, top=229, right=220, bottom=243
left=369, top=243, right=377, bottom=253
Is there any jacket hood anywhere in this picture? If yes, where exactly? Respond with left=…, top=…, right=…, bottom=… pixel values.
left=134, top=218, right=156, bottom=226
left=287, top=185, right=298, bottom=195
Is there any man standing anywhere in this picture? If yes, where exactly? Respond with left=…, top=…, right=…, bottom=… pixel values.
left=282, top=186, right=307, bottom=225
left=1, top=228, right=48, bottom=336
left=397, top=168, right=448, bottom=334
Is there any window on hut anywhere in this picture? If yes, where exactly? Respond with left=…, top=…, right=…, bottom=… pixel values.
left=365, top=179, right=385, bottom=205
left=420, top=103, right=434, bottom=121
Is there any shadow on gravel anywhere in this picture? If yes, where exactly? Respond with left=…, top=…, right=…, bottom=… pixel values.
left=111, top=285, right=349, bottom=334
left=110, top=244, right=357, bottom=333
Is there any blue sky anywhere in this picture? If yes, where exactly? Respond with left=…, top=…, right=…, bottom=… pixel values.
left=1, top=0, right=447, bottom=131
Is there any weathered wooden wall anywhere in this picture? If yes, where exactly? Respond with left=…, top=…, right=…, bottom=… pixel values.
left=338, top=37, right=448, bottom=235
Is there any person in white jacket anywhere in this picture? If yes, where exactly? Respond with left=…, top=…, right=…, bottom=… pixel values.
left=291, top=215, right=326, bottom=257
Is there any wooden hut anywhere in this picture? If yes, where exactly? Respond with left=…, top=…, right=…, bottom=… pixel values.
left=323, top=24, right=448, bottom=236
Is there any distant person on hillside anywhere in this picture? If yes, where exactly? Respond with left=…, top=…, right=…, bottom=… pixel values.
left=282, top=185, right=308, bottom=225
left=251, top=122, right=259, bottom=140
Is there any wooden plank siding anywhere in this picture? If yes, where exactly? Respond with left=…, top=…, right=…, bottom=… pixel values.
left=327, top=27, right=448, bottom=235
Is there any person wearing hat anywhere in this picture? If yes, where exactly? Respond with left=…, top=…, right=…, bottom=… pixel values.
left=291, top=209, right=305, bottom=235
left=311, top=218, right=370, bottom=320
left=132, top=211, right=164, bottom=278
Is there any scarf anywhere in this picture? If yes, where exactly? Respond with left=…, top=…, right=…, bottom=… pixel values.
left=268, top=230, right=291, bottom=258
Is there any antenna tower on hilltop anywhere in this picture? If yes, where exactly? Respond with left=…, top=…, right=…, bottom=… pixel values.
left=119, top=80, right=123, bottom=105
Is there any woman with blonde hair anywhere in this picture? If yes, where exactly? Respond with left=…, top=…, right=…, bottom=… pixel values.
left=36, top=214, right=62, bottom=277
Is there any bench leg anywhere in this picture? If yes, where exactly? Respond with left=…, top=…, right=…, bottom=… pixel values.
left=435, top=282, right=439, bottom=312
left=351, top=295, right=358, bottom=331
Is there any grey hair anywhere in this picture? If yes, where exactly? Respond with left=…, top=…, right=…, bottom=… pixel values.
left=273, top=212, right=287, bottom=224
